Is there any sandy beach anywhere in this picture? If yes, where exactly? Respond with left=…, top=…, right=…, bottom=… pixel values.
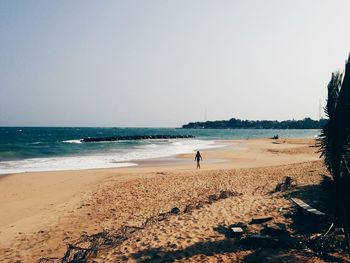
left=4, top=1, right=350, bottom=261
left=0, top=138, right=346, bottom=262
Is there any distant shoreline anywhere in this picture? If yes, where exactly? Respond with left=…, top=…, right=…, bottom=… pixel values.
left=182, top=117, right=327, bottom=129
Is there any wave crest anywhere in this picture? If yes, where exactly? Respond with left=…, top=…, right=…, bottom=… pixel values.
left=63, top=139, right=82, bottom=144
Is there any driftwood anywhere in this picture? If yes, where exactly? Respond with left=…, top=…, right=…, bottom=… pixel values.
left=61, top=226, right=142, bottom=262
left=291, top=198, right=326, bottom=217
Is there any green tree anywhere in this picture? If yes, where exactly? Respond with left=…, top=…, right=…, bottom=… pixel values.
left=318, top=56, right=350, bottom=251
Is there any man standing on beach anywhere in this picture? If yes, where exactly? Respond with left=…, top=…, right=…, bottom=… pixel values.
left=195, top=151, right=203, bottom=169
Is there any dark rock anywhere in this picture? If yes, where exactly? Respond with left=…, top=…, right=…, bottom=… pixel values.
left=249, top=217, right=273, bottom=224
left=273, top=176, right=294, bottom=192
left=170, top=207, right=180, bottom=214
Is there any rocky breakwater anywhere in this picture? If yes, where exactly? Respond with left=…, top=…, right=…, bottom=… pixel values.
left=81, top=135, right=195, bottom=143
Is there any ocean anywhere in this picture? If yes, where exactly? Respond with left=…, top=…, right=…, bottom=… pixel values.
left=0, top=127, right=320, bottom=174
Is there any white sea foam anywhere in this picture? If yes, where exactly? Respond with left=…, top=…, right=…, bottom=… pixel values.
left=0, top=139, right=224, bottom=175
left=63, top=139, right=82, bottom=144
left=0, top=157, right=137, bottom=175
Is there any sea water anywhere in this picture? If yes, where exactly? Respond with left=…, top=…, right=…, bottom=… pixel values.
left=0, top=127, right=320, bottom=174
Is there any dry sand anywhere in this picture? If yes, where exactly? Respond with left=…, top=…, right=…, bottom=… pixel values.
left=0, top=138, right=347, bottom=262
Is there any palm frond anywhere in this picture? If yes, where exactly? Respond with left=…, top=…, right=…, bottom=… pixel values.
left=325, top=72, right=342, bottom=119
left=335, top=54, right=350, bottom=128
left=317, top=71, right=343, bottom=176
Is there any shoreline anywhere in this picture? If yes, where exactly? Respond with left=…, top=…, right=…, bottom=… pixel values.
left=0, top=138, right=226, bottom=176
left=0, top=137, right=316, bottom=177
left=0, top=138, right=326, bottom=262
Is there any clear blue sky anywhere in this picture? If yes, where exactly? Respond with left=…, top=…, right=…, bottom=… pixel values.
left=1, top=0, right=350, bottom=127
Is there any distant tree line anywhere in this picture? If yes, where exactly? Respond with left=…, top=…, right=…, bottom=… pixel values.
left=182, top=117, right=328, bottom=129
